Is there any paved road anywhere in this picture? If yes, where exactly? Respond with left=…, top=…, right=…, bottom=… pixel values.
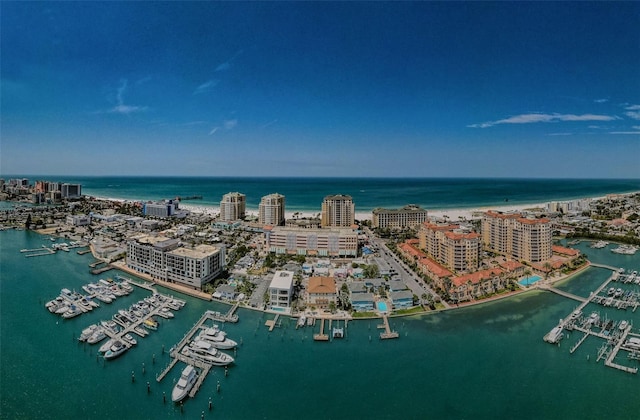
left=365, top=228, right=449, bottom=308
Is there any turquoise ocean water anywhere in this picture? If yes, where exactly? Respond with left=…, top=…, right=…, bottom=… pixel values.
left=8, top=176, right=640, bottom=212
left=1, top=230, right=640, bottom=419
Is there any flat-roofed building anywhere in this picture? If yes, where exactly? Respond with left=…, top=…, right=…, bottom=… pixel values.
left=220, top=192, right=246, bottom=221
left=259, top=193, right=285, bottom=226
left=307, top=276, right=337, bottom=309
left=372, top=205, right=428, bottom=229
left=269, top=270, right=294, bottom=310
left=126, top=234, right=225, bottom=289
left=61, top=183, right=82, bottom=199
left=265, top=226, right=358, bottom=257
left=481, top=211, right=552, bottom=263
left=144, top=200, right=179, bottom=218
left=321, top=194, right=354, bottom=228
left=67, top=214, right=91, bottom=226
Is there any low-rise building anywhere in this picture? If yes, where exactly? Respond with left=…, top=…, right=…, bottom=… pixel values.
left=67, top=214, right=91, bottom=226
left=350, top=292, right=375, bottom=312
left=307, top=276, right=337, bottom=309
left=390, top=290, right=414, bottom=309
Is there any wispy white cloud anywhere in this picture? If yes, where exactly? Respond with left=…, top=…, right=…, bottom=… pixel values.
left=224, top=119, right=238, bottom=130
left=215, top=50, right=243, bottom=72
left=194, top=79, right=219, bottom=95
left=624, top=104, right=640, bottom=120
left=633, top=126, right=640, bottom=130
left=208, top=127, right=219, bottom=136
left=468, top=113, right=618, bottom=128
left=594, top=98, right=609, bottom=103
left=261, top=119, right=278, bottom=129
left=609, top=131, right=640, bottom=135
left=548, top=132, right=573, bottom=136
left=107, top=79, right=147, bottom=115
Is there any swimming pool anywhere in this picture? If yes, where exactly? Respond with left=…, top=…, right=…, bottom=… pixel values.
left=519, top=275, right=542, bottom=286
left=377, top=302, right=388, bottom=312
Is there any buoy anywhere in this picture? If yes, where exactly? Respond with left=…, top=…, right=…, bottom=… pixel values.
left=201, top=411, right=204, bottom=419
left=180, top=401, right=183, bottom=413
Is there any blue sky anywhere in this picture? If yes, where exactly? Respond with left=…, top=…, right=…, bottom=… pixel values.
left=2, top=2, right=639, bottom=178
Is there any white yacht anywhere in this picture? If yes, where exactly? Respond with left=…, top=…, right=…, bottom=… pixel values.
left=99, top=338, right=116, bottom=354
left=87, top=328, right=107, bottom=344
left=183, top=341, right=234, bottom=366
left=618, top=320, right=629, bottom=331
left=104, top=341, right=128, bottom=360
left=62, top=305, right=83, bottom=319
left=196, top=328, right=237, bottom=349
left=171, top=365, right=198, bottom=403
left=122, top=334, right=137, bottom=346
left=297, top=315, right=306, bottom=327
left=78, top=324, right=99, bottom=342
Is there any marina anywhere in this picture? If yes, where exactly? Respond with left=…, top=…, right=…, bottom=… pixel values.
left=155, top=309, right=239, bottom=401
left=542, top=264, right=640, bottom=375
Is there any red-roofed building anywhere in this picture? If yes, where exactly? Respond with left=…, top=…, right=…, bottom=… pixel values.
left=481, top=211, right=552, bottom=263
left=307, top=276, right=337, bottom=309
left=552, top=245, right=580, bottom=257
left=418, top=222, right=480, bottom=273
left=397, top=240, right=452, bottom=291
left=449, top=267, right=508, bottom=302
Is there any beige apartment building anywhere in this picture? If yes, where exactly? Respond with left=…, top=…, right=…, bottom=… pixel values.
left=259, top=193, right=285, bottom=226
left=127, top=234, right=225, bottom=289
left=321, top=194, right=355, bottom=227
left=418, top=222, right=480, bottom=273
left=372, top=204, right=428, bottom=229
left=481, top=211, right=552, bottom=263
left=220, top=192, right=246, bottom=221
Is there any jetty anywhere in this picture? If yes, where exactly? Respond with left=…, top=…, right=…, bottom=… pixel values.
left=605, top=325, right=638, bottom=374
left=539, top=286, right=587, bottom=303
left=313, top=318, right=329, bottom=341
left=91, top=265, right=114, bottom=275
left=378, top=315, right=399, bottom=339
left=21, top=247, right=56, bottom=257
left=265, top=314, right=280, bottom=332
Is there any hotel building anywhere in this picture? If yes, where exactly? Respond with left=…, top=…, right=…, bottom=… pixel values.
left=144, top=200, right=180, bottom=218
left=126, top=234, right=225, bottom=289
left=259, top=193, right=285, bottom=226
left=265, top=226, right=358, bottom=257
left=481, top=211, right=552, bottom=263
left=321, top=194, right=355, bottom=228
left=418, top=222, right=480, bottom=272
left=220, top=192, right=246, bottom=221
left=372, top=204, right=429, bottom=229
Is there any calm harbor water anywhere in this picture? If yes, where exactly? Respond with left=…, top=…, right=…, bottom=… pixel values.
left=8, top=176, right=640, bottom=212
left=1, top=230, right=640, bottom=419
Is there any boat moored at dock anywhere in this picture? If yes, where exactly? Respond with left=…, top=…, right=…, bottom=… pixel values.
left=171, top=365, right=198, bottom=403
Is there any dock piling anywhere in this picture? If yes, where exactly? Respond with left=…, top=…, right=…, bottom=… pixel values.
left=131, top=371, right=135, bottom=383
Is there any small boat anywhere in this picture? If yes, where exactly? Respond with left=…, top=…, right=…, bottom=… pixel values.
left=62, top=305, right=83, bottom=319
left=100, top=320, right=120, bottom=334
left=87, top=328, right=107, bottom=344
left=99, top=338, right=116, bottom=354
left=619, top=320, right=629, bottom=331
left=122, top=334, right=137, bottom=346
left=143, top=318, right=159, bottom=331
left=104, top=340, right=128, bottom=360
left=332, top=327, right=344, bottom=338
left=544, top=326, right=563, bottom=344
left=171, top=365, right=198, bottom=403
left=133, top=326, right=148, bottom=337
left=297, top=315, right=306, bottom=327
left=159, top=307, right=174, bottom=318
left=608, top=287, right=615, bottom=296
left=78, top=324, right=99, bottom=342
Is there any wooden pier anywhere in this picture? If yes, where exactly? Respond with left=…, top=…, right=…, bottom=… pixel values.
left=265, top=314, right=280, bottom=332
left=604, top=325, right=638, bottom=374
left=91, top=265, right=114, bottom=275
left=378, top=315, right=399, bottom=340
left=313, top=318, right=329, bottom=341
left=539, top=286, right=587, bottom=303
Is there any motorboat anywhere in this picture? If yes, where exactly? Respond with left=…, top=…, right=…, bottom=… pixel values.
left=185, top=341, right=234, bottom=366
left=62, top=305, right=83, bottom=319
left=104, top=340, right=128, bottom=360
left=195, top=331, right=237, bottom=350
left=101, top=320, right=120, bottom=334
left=619, top=320, right=629, bottom=331
left=122, top=334, right=137, bottom=346
left=87, top=328, right=107, bottom=344
left=159, top=307, right=174, bottom=318
left=543, top=326, right=563, bottom=344
left=143, top=317, right=159, bottom=331
left=78, top=324, right=99, bottom=342
left=99, top=338, right=116, bottom=354
left=297, top=315, right=306, bottom=327
left=607, top=287, right=616, bottom=296
left=171, top=365, right=198, bottom=403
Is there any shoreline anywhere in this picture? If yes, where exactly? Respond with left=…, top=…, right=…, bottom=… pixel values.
left=87, top=191, right=638, bottom=222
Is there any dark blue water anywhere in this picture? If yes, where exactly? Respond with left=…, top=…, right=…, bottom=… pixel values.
left=7, top=176, right=639, bottom=212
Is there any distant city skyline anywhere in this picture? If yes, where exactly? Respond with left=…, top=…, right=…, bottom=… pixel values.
left=2, top=2, right=639, bottom=178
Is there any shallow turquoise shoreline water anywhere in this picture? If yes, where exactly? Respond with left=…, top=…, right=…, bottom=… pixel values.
left=1, top=230, right=640, bottom=419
